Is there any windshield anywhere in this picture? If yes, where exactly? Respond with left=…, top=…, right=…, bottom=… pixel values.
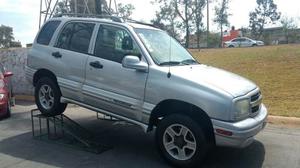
left=135, top=28, right=198, bottom=66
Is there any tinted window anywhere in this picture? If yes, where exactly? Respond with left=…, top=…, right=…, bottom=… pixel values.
left=56, top=22, right=95, bottom=54
left=94, top=25, right=141, bottom=63
left=37, top=21, right=61, bottom=45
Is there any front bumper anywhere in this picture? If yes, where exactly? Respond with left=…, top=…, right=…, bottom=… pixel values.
left=0, top=95, right=8, bottom=116
left=212, top=104, right=268, bottom=148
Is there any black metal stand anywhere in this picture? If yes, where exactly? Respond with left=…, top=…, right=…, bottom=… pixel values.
left=31, top=109, right=112, bottom=154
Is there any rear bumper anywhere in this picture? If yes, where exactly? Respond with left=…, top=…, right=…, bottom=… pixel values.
left=212, top=104, right=268, bottom=148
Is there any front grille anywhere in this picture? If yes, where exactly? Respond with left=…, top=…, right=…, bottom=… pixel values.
left=250, top=91, right=262, bottom=116
left=251, top=105, right=260, bottom=113
left=251, top=91, right=261, bottom=102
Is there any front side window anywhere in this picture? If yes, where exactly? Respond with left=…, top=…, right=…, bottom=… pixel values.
left=56, top=22, right=95, bottom=54
left=94, top=25, right=141, bottom=63
left=135, top=28, right=197, bottom=66
left=37, top=20, right=61, bottom=45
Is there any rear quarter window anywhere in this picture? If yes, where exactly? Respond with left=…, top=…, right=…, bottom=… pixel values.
left=37, top=20, right=61, bottom=45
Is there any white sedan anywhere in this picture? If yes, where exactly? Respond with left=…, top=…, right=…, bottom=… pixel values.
left=224, top=37, right=264, bottom=48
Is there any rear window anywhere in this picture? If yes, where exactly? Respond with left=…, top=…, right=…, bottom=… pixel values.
left=37, top=20, right=61, bottom=45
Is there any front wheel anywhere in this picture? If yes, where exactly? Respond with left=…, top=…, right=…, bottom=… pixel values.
left=35, top=77, right=67, bottom=116
left=156, top=114, right=208, bottom=168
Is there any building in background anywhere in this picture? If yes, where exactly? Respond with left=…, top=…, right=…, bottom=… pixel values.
left=222, top=26, right=242, bottom=44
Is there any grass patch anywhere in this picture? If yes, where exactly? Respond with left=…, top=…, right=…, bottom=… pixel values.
left=191, top=44, right=300, bottom=117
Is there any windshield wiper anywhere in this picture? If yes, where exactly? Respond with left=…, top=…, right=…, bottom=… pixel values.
left=159, top=61, right=182, bottom=66
left=180, top=59, right=199, bottom=65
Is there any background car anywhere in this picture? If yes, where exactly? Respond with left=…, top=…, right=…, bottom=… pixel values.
left=224, top=37, right=264, bottom=48
left=0, top=63, right=14, bottom=119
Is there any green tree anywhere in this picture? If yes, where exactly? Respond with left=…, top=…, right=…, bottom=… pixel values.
left=174, top=0, right=195, bottom=48
left=151, top=0, right=181, bottom=40
left=0, top=25, right=14, bottom=48
left=10, top=41, right=22, bottom=48
left=249, top=0, right=281, bottom=39
left=153, top=0, right=205, bottom=48
left=214, top=0, right=230, bottom=48
left=117, top=3, right=135, bottom=20
left=280, top=16, right=298, bottom=43
left=193, top=0, right=206, bottom=49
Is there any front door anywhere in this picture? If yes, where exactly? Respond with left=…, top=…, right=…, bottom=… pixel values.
left=83, top=24, right=148, bottom=121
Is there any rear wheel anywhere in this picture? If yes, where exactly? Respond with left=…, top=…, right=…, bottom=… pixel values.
left=156, top=114, right=208, bottom=168
left=35, top=77, right=67, bottom=116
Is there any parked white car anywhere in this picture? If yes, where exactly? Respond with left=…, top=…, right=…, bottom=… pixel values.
left=224, top=37, right=264, bottom=48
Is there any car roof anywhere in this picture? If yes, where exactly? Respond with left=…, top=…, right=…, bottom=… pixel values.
left=48, top=17, right=159, bottom=30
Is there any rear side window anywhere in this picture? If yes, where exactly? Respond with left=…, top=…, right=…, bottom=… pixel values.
left=37, top=21, right=61, bottom=45
left=56, top=22, right=95, bottom=54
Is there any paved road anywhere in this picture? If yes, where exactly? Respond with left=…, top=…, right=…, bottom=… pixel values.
left=0, top=101, right=300, bottom=168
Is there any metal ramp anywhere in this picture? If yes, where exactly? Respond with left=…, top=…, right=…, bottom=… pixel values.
left=30, top=109, right=112, bottom=154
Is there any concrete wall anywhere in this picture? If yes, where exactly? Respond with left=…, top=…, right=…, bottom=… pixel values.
left=0, top=48, right=34, bottom=95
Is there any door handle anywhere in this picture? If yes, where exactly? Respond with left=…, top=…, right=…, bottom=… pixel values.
left=89, top=61, right=103, bottom=69
left=52, top=51, right=62, bottom=58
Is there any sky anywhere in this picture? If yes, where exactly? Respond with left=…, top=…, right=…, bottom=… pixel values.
left=0, top=0, right=299, bottom=46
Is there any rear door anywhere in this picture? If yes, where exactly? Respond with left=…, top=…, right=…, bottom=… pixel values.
left=83, top=24, right=148, bottom=121
left=52, top=21, right=96, bottom=101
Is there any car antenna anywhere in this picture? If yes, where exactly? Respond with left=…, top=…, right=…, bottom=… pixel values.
left=167, top=35, right=172, bottom=78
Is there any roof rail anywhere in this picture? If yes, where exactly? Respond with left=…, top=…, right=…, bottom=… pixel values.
left=126, top=19, right=158, bottom=28
left=53, top=13, right=124, bottom=23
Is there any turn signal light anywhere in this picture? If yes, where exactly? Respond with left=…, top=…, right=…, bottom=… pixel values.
left=216, top=129, right=233, bottom=136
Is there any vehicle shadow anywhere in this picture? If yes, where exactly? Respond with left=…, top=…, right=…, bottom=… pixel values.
left=0, top=116, right=265, bottom=168
left=203, top=140, right=265, bottom=168
left=15, top=100, right=35, bottom=106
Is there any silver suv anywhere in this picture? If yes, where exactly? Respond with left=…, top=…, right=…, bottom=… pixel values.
left=26, top=16, right=267, bottom=167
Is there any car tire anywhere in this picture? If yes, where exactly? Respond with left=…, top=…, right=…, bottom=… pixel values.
left=5, top=101, right=11, bottom=118
left=252, top=44, right=257, bottom=47
left=156, top=114, right=208, bottom=168
left=229, top=45, right=234, bottom=48
left=35, top=77, right=67, bottom=116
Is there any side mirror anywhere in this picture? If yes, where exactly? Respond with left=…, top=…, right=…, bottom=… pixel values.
left=4, top=71, right=13, bottom=78
left=122, top=55, right=148, bottom=72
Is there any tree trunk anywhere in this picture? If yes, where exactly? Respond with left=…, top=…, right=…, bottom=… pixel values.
left=220, top=24, right=223, bottom=48
left=184, top=1, right=189, bottom=48
left=197, top=24, right=200, bottom=50
left=185, top=24, right=190, bottom=48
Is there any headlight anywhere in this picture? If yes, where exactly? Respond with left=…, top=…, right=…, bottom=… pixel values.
left=234, top=99, right=250, bottom=120
left=0, top=93, right=5, bottom=100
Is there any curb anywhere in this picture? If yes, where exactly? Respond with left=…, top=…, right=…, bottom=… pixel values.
left=14, top=95, right=300, bottom=127
left=267, top=115, right=300, bottom=127
left=15, top=95, right=35, bottom=102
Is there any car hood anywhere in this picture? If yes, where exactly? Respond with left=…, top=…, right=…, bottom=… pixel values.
left=171, top=64, right=257, bottom=97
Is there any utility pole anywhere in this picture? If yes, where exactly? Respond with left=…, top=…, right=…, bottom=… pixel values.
left=206, top=0, right=209, bottom=48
